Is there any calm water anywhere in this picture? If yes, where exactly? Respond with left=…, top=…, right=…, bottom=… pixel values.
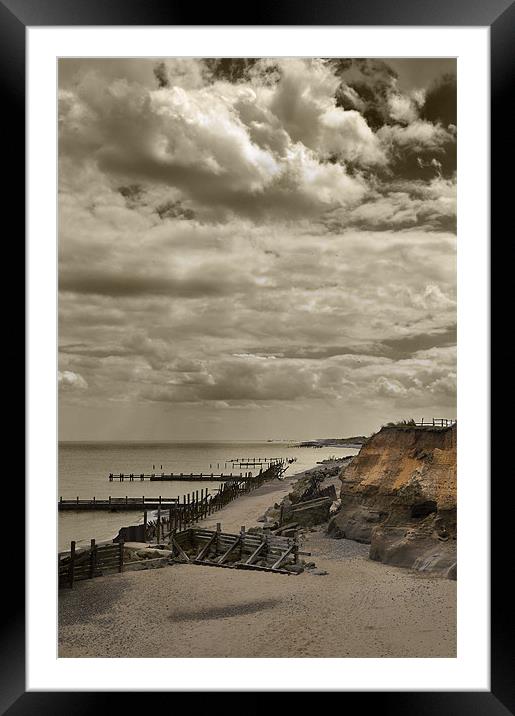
left=58, top=441, right=358, bottom=551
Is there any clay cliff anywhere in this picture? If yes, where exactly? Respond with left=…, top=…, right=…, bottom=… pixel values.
left=328, top=424, right=456, bottom=578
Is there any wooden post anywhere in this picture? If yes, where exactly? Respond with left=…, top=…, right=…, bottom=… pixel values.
left=118, top=540, right=124, bottom=572
left=89, top=538, right=96, bottom=578
left=144, top=510, right=148, bottom=539
left=70, top=541, right=76, bottom=589
left=215, top=522, right=221, bottom=557
left=157, top=503, right=161, bottom=543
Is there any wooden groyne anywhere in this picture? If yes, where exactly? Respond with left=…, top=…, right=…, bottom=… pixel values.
left=59, top=462, right=290, bottom=588
left=227, top=457, right=296, bottom=468
left=169, top=525, right=307, bottom=575
left=59, top=462, right=287, bottom=514
left=59, top=539, right=124, bottom=589
left=108, top=472, right=256, bottom=482
left=58, top=496, right=181, bottom=511
left=107, top=456, right=295, bottom=481
left=59, top=519, right=308, bottom=589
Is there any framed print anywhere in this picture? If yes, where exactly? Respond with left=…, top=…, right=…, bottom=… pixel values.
left=8, top=0, right=508, bottom=711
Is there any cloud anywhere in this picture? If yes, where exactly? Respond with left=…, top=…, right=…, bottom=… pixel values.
left=128, top=344, right=456, bottom=408
left=323, top=176, right=456, bottom=232
left=58, top=59, right=457, bottom=431
left=58, top=370, right=88, bottom=390
left=58, top=63, right=377, bottom=221
left=387, top=93, right=419, bottom=124
left=378, top=120, right=454, bottom=152
left=268, top=59, right=386, bottom=166
left=58, top=214, right=456, bottom=410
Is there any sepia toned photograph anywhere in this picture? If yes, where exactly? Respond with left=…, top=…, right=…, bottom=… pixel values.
left=58, top=56, right=457, bottom=659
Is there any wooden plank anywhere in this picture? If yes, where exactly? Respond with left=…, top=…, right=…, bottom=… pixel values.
left=195, top=533, right=217, bottom=561
left=234, top=563, right=291, bottom=575
left=170, top=535, right=190, bottom=562
left=291, top=496, right=332, bottom=509
left=95, top=559, right=122, bottom=569
left=245, top=539, right=267, bottom=565
left=69, top=541, right=75, bottom=588
left=193, top=559, right=236, bottom=569
left=95, top=554, right=120, bottom=565
left=271, top=545, right=295, bottom=570
left=217, top=537, right=241, bottom=564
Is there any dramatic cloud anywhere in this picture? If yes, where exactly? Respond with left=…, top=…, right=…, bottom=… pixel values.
left=58, top=58, right=456, bottom=439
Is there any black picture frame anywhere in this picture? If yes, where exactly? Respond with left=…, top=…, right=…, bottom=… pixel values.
left=9, top=0, right=507, bottom=712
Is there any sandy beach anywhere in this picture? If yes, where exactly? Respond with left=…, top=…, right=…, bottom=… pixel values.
left=59, top=468, right=456, bottom=658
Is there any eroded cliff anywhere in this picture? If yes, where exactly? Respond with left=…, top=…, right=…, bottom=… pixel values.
left=328, top=424, right=456, bottom=577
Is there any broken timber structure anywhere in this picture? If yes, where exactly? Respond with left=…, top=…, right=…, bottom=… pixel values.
left=169, top=524, right=306, bottom=575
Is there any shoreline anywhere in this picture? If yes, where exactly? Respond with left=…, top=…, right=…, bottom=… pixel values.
left=59, top=458, right=456, bottom=658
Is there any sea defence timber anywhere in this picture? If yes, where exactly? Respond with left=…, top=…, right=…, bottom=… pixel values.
left=108, top=472, right=255, bottom=482
left=59, top=461, right=288, bottom=512
left=58, top=496, right=181, bottom=511
left=107, top=456, right=293, bottom=481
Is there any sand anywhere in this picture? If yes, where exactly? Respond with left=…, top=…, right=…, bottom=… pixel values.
left=58, top=471, right=456, bottom=658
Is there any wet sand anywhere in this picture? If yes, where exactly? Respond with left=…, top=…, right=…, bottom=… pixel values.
left=58, top=470, right=456, bottom=658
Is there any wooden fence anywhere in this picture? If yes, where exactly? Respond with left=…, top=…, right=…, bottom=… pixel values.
left=59, top=462, right=287, bottom=587
left=58, top=496, right=179, bottom=510
left=118, top=463, right=286, bottom=544
left=169, top=525, right=305, bottom=575
left=58, top=539, right=124, bottom=589
left=415, top=418, right=456, bottom=427
left=108, top=472, right=256, bottom=482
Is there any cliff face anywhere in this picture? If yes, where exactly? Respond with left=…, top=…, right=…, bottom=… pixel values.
left=328, top=424, right=456, bottom=577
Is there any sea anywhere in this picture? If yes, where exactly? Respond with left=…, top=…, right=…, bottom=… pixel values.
left=58, top=441, right=359, bottom=551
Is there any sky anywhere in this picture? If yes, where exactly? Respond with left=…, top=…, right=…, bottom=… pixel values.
left=58, top=58, right=456, bottom=441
